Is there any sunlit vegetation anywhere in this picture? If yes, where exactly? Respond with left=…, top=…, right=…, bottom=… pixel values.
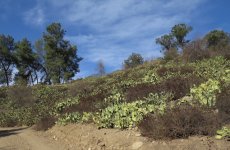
left=0, top=23, right=229, bottom=140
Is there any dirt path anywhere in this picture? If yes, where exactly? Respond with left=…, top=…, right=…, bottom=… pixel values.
left=0, top=125, right=229, bottom=150
left=0, top=127, right=64, bottom=150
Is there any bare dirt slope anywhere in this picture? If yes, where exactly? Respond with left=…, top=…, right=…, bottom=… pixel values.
left=0, top=124, right=229, bottom=150
left=46, top=124, right=230, bottom=150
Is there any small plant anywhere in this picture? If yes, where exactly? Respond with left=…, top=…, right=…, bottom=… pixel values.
left=57, top=112, right=82, bottom=125
left=215, top=126, right=230, bottom=140
left=104, top=91, right=124, bottom=105
left=81, top=112, right=93, bottom=122
left=143, top=71, right=161, bottom=84
left=190, top=79, right=221, bottom=107
left=54, top=97, right=80, bottom=114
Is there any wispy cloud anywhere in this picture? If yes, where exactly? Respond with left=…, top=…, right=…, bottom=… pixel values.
left=21, top=0, right=207, bottom=75
left=23, top=6, right=45, bottom=26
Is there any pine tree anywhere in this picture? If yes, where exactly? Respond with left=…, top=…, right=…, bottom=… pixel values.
left=15, top=38, right=38, bottom=85
left=0, top=34, right=15, bottom=86
left=43, top=23, right=82, bottom=84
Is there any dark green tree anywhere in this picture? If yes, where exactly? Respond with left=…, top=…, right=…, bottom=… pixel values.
left=171, top=23, right=192, bottom=48
left=156, top=34, right=176, bottom=51
left=0, top=34, right=15, bottom=86
left=43, top=23, right=82, bottom=84
left=14, top=38, right=38, bottom=85
left=205, top=30, right=230, bottom=49
left=124, top=53, right=144, bottom=69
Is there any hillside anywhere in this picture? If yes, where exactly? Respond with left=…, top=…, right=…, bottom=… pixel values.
left=0, top=56, right=230, bottom=145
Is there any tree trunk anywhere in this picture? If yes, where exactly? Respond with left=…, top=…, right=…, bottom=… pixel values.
left=1, top=62, right=9, bottom=86
left=4, top=69, right=9, bottom=86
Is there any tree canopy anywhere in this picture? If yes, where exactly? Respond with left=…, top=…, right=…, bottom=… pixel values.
left=43, top=23, right=82, bottom=84
left=0, top=22, right=82, bottom=86
left=124, top=53, right=144, bottom=69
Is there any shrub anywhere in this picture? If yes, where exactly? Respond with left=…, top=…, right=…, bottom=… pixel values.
left=156, top=65, right=194, bottom=77
left=63, top=93, right=107, bottom=113
left=126, top=75, right=203, bottom=102
left=138, top=105, right=220, bottom=139
left=33, top=116, right=56, bottom=131
left=0, top=112, right=18, bottom=127
left=0, top=87, right=7, bottom=100
left=215, top=126, right=230, bottom=140
left=163, top=48, right=179, bottom=61
left=7, top=86, right=34, bottom=107
left=57, top=112, right=82, bottom=125
left=143, top=70, right=161, bottom=84
left=190, top=79, right=221, bottom=107
left=195, top=56, right=229, bottom=81
left=68, top=80, right=95, bottom=97
left=182, top=39, right=210, bottom=62
left=123, top=53, right=144, bottom=69
left=33, top=85, right=68, bottom=103
left=54, top=97, right=80, bottom=114
left=216, top=85, right=230, bottom=124
left=94, top=93, right=169, bottom=129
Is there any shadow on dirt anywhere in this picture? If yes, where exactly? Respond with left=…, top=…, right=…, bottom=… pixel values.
left=0, top=127, right=28, bottom=138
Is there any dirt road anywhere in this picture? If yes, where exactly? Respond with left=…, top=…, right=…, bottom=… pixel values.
left=0, top=127, right=64, bottom=150
left=0, top=125, right=229, bottom=150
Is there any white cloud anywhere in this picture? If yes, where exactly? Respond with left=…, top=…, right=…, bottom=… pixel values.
left=23, top=6, right=45, bottom=26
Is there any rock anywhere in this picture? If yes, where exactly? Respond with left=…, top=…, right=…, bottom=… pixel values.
left=135, top=133, right=141, bottom=137
left=131, top=141, right=143, bottom=149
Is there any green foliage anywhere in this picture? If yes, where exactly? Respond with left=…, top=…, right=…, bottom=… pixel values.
left=143, top=70, right=161, bottom=84
left=33, top=85, right=68, bottom=102
left=215, top=126, right=230, bottom=140
left=81, top=112, right=93, bottom=122
left=104, top=91, right=124, bottom=105
left=171, top=23, right=192, bottom=47
left=54, top=97, right=80, bottom=114
left=124, top=53, right=144, bottom=69
left=195, top=56, right=229, bottom=81
left=221, top=69, right=230, bottom=85
left=43, top=23, right=82, bottom=84
left=205, top=30, right=230, bottom=48
left=0, top=34, right=15, bottom=86
left=14, top=38, right=38, bottom=85
left=156, top=34, right=176, bottom=51
left=94, top=93, right=169, bottom=129
left=190, top=79, right=221, bottom=107
left=156, top=23, right=192, bottom=60
left=57, top=112, right=82, bottom=125
left=57, top=112, right=93, bottom=125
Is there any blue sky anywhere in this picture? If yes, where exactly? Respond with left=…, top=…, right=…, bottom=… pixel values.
left=0, top=0, right=230, bottom=78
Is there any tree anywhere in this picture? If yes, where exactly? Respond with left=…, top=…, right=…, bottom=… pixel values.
left=96, top=60, right=105, bottom=76
left=14, top=38, right=38, bottom=85
left=124, top=53, right=144, bottom=69
left=0, top=34, right=15, bottom=86
left=171, top=23, right=192, bottom=48
left=156, top=34, right=176, bottom=51
left=43, top=23, right=82, bottom=84
left=205, top=30, right=230, bottom=49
